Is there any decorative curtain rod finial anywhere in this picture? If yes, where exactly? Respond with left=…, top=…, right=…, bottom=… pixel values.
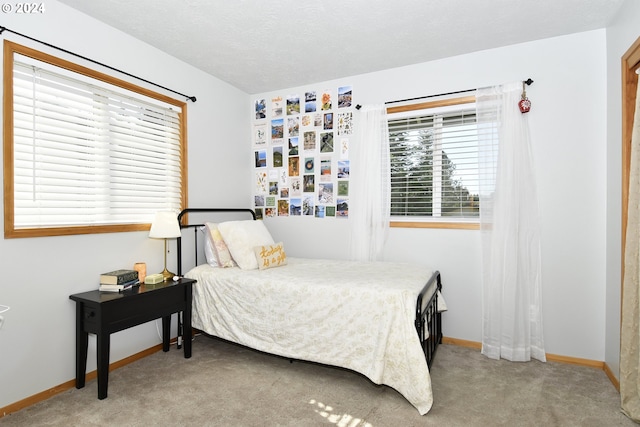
left=355, top=104, right=362, bottom=110
left=524, top=78, right=534, bottom=86
left=187, top=96, right=197, bottom=102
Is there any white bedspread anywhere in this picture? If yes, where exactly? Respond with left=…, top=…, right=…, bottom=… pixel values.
left=185, top=257, right=435, bottom=414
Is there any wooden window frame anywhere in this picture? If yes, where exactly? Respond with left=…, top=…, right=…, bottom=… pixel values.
left=3, top=40, right=188, bottom=238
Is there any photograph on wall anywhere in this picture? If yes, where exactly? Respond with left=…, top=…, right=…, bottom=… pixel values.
left=338, top=180, right=349, bottom=197
left=303, top=131, right=316, bottom=150
left=265, top=207, right=276, bottom=217
left=290, top=198, right=302, bottom=215
left=302, top=114, right=312, bottom=127
left=272, top=96, right=283, bottom=117
left=320, top=132, right=334, bottom=153
left=279, top=169, right=288, bottom=185
left=269, top=180, right=278, bottom=195
left=255, top=208, right=264, bottom=220
left=278, top=200, right=289, bottom=216
left=323, top=113, right=333, bottom=130
left=305, top=91, right=317, bottom=112
left=286, top=95, right=300, bottom=115
left=337, top=198, right=348, bottom=217
left=320, top=158, right=332, bottom=181
left=255, top=195, right=265, bottom=207
left=255, top=149, right=267, bottom=167
left=287, top=116, right=300, bottom=137
left=337, top=160, right=349, bottom=178
left=321, top=91, right=332, bottom=110
left=253, top=123, right=267, bottom=146
left=271, top=118, right=284, bottom=144
left=280, top=187, right=289, bottom=198
left=290, top=177, right=302, bottom=196
left=255, top=98, right=266, bottom=119
left=338, top=86, right=352, bottom=108
left=266, top=196, right=276, bottom=207
left=256, top=170, right=268, bottom=193
left=340, top=138, right=349, bottom=159
left=337, top=112, right=353, bottom=135
left=288, top=156, right=300, bottom=176
left=303, top=196, right=314, bottom=215
left=303, top=175, right=315, bottom=192
left=273, top=146, right=283, bottom=167
left=315, top=205, right=325, bottom=218
left=325, top=206, right=336, bottom=217
left=288, top=137, right=299, bottom=155
left=318, top=182, right=333, bottom=204
left=304, top=157, right=314, bottom=173
left=314, top=113, right=323, bottom=127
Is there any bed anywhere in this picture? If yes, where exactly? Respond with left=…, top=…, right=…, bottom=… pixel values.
left=175, top=208, right=445, bottom=415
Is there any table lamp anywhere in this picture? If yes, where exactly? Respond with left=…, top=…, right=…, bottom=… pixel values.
left=149, top=211, right=181, bottom=282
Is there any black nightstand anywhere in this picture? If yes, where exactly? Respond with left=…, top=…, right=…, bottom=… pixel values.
left=69, top=278, right=196, bottom=399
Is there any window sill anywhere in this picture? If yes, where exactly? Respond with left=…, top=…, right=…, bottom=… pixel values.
left=390, top=221, right=479, bottom=230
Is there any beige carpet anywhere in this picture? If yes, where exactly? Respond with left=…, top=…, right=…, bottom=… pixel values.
left=1, top=335, right=633, bottom=426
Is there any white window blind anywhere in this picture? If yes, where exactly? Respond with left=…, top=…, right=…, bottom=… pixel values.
left=388, top=103, right=479, bottom=220
left=12, top=55, right=183, bottom=229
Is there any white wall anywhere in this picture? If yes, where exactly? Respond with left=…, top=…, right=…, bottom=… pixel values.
left=0, top=2, right=250, bottom=408
left=255, top=30, right=609, bottom=361
left=605, top=0, right=640, bottom=382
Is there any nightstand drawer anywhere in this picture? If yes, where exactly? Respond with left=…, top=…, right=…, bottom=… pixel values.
left=102, top=288, right=186, bottom=333
left=81, top=304, right=100, bottom=332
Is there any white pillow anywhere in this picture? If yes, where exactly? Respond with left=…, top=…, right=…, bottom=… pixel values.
left=217, top=220, right=275, bottom=270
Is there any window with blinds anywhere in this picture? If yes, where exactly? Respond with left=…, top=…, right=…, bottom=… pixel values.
left=4, top=41, right=187, bottom=238
left=388, top=98, right=479, bottom=222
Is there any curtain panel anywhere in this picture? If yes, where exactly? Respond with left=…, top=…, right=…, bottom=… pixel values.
left=621, top=81, right=640, bottom=421
left=348, top=105, right=390, bottom=261
left=477, top=83, right=546, bottom=362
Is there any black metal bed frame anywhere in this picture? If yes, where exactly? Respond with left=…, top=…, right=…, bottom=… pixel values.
left=416, top=271, right=443, bottom=368
left=175, top=207, right=443, bottom=368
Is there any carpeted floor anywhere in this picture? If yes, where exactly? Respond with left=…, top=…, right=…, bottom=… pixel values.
left=1, top=335, right=634, bottom=426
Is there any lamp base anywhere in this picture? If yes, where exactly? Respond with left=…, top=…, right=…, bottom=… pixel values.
left=161, top=268, right=175, bottom=282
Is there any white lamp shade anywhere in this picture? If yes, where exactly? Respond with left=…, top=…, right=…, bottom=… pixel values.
left=149, top=211, right=181, bottom=239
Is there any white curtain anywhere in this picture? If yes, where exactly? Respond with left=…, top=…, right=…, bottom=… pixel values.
left=621, top=81, right=640, bottom=421
left=477, top=82, right=546, bottom=362
left=349, top=105, right=390, bottom=261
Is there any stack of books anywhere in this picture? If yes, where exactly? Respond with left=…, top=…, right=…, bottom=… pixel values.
left=99, top=269, right=140, bottom=292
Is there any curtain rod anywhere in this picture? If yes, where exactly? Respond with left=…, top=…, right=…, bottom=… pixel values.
left=360, top=78, right=535, bottom=109
left=0, top=26, right=197, bottom=103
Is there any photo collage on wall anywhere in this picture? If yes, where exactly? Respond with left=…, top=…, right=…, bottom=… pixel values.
left=252, top=85, right=353, bottom=220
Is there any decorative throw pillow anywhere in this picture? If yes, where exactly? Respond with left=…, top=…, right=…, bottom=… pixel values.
left=203, top=228, right=219, bottom=267
left=217, top=220, right=275, bottom=270
left=205, top=222, right=235, bottom=268
left=254, top=242, right=287, bottom=270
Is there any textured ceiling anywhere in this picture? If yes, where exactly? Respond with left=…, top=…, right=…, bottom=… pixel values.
left=57, top=0, right=624, bottom=94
